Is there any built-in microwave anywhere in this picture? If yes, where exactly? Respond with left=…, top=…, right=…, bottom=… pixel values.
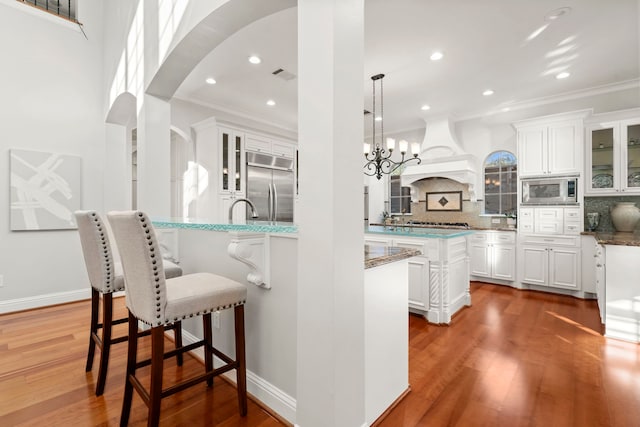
left=521, top=176, right=578, bottom=205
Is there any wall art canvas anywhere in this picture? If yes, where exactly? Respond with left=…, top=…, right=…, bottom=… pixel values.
left=10, top=149, right=81, bottom=230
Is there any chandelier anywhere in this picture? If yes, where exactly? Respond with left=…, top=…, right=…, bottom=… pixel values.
left=363, top=73, right=421, bottom=180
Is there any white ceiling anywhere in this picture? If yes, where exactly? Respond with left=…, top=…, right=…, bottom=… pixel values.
left=174, top=0, right=640, bottom=135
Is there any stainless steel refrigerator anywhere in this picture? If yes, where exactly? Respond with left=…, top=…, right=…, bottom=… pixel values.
left=246, top=151, right=295, bottom=223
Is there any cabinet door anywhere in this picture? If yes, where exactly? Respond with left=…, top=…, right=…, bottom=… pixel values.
left=586, top=123, right=618, bottom=194
left=492, top=245, right=515, bottom=281
left=219, top=128, right=245, bottom=194
left=620, top=119, right=640, bottom=194
left=521, top=246, right=548, bottom=285
left=548, top=247, right=580, bottom=290
left=407, top=257, right=429, bottom=312
left=548, top=121, right=580, bottom=175
left=518, top=127, right=547, bottom=177
left=469, top=243, right=491, bottom=277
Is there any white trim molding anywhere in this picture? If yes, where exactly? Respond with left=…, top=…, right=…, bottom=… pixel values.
left=0, top=288, right=90, bottom=314
left=180, top=329, right=296, bottom=423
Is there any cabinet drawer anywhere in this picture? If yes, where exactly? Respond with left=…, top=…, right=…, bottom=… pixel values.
left=564, top=208, right=581, bottom=220
left=520, top=208, right=534, bottom=220
left=470, top=232, right=489, bottom=242
left=535, top=222, right=563, bottom=234
left=564, top=222, right=581, bottom=235
left=272, top=141, right=295, bottom=158
left=493, top=232, right=516, bottom=244
left=245, top=135, right=271, bottom=153
left=536, top=208, right=564, bottom=220
left=520, top=223, right=534, bottom=233
left=521, top=235, right=578, bottom=246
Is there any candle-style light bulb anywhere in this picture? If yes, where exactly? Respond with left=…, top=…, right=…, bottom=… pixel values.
left=411, top=142, right=420, bottom=156
left=386, top=137, right=396, bottom=151
left=399, top=140, right=408, bottom=153
left=364, top=143, right=371, bottom=154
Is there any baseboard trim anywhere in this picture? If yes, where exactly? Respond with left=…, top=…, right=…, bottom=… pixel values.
left=180, top=329, right=297, bottom=424
left=0, top=289, right=90, bottom=314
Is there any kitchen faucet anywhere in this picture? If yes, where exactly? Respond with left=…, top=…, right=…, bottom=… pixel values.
left=228, top=198, right=259, bottom=224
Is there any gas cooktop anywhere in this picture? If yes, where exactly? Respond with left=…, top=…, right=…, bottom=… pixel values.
left=408, top=221, right=470, bottom=228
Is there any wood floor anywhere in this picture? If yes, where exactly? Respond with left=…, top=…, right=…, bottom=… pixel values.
left=1, top=282, right=639, bottom=426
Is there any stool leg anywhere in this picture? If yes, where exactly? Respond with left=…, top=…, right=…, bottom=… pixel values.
left=174, top=321, right=183, bottom=366
left=203, top=313, right=213, bottom=387
left=96, top=293, right=113, bottom=396
left=120, top=312, right=138, bottom=427
left=85, top=288, right=99, bottom=372
left=234, top=305, right=247, bottom=416
left=148, top=326, right=165, bottom=427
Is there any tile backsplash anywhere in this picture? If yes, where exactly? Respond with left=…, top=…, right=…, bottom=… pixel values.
left=584, top=196, right=640, bottom=232
left=398, top=177, right=503, bottom=228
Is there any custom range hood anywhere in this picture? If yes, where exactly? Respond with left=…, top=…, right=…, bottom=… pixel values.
left=401, top=117, right=478, bottom=201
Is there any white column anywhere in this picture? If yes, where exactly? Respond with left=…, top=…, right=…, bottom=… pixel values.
left=136, top=94, right=171, bottom=217
left=296, top=1, right=365, bottom=426
left=104, top=123, right=131, bottom=211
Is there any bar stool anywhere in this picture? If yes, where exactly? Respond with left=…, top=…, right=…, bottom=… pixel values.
left=107, top=210, right=248, bottom=427
left=75, top=210, right=184, bottom=396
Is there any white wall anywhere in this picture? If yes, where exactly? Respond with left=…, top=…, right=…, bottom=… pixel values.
left=0, top=2, right=105, bottom=309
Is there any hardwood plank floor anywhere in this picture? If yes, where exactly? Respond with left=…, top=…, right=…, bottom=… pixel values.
left=1, top=282, right=639, bottom=426
left=379, top=282, right=640, bottom=427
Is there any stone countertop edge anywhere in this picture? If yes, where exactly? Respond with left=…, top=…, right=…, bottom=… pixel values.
left=365, top=245, right=421, bottom=269
left=581, top=230, right=640, bottom=246
left=152, top=219, right=298, bottom=234
left=369, top=223, right=516, bottom=232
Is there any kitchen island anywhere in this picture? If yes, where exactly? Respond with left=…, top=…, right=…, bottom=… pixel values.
left=151, top=219, right=423, bottom=424
left=365, top=225, right=474, bottom=324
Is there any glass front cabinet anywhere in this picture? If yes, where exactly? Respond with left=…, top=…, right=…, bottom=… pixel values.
left=586, top=118, right=640, bottom=195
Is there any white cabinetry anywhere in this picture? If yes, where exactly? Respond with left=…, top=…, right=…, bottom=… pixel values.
left=514, top=111, right=588, bottom=177
left=218, top=127, right=246, bottom=224
left=519, top=235, right=580, bottom=290
left=585, top=111, right=640, bottom=195
left=519, top=207, right=582, bottom=236
left=580, top=235, right=597, bottom=294
left=245, top=133, right=296, bottom=159
left=469, top=231, right=516, bottom=282
left=364, top=232, right=470, bottom=324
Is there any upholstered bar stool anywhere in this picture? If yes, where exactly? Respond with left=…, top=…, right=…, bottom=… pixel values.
left=75, top=210, right=184, bottom=396
left=107, top=211, right=248, bottom=427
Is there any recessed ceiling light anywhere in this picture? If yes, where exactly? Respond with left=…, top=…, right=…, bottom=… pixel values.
left=556, top=71, right=570, bottom=79
left=483, top=89, right=494, bottom=96
left=502, top=107, right=511, bottom=112
left=266, top=99, right=276, bottom=106
left=248, top=55, right=261, bottom=64
left=421, top=105, right=431, bottom=111
left=545, top=7, right=571, bottom=22
left=430, top=51, right=443, bottom=61
left=205, top=77, right=216, bottom=85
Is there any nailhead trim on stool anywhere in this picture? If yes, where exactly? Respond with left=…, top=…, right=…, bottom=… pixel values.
left=107, top=210, right=248, bottom=427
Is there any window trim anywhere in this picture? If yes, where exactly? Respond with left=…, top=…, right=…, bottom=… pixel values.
left=483, top=150, right=517, bottom=215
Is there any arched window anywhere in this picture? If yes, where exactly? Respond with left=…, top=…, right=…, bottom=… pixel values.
left=484, top=151, right=517, bottom=215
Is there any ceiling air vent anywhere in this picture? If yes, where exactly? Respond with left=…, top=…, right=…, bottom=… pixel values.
left=272, top=68, right=297, bottom=81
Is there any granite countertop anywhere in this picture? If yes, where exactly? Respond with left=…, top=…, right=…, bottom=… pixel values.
left=369, top=223, right=516, bottom=232
left=582, top=230, right=640, bottom=246
left=365, top=245, right=421, bottom=269
left=366, top=224, right=474, bottom=238
left=152, top=218, right=298, bottom=233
